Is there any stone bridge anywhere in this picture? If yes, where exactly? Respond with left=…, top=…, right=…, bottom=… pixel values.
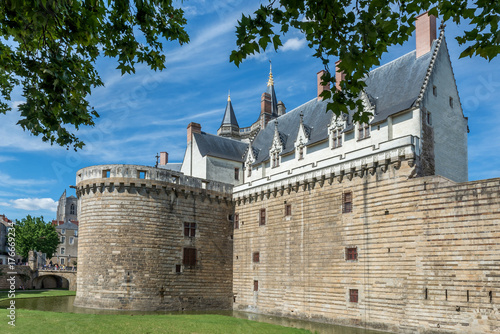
left=33, top=270, right=77, bottom=291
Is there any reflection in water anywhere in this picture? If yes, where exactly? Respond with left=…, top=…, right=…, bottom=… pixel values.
left=0, top=296, right=390, bottom=334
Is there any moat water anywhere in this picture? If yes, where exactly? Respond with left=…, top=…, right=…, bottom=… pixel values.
left=0, top=295, right=390, bottom=334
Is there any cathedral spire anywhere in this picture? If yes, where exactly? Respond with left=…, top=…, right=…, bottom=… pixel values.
left=265, top=60, right=278, bottom=116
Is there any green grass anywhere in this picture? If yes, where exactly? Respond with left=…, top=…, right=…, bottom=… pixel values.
left=0, top=309, right=312, bottom=334
left=0, top=290, right=76, bottom=302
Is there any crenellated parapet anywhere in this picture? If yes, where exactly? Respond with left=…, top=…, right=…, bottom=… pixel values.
left=76, top=164, right=233, bottom=202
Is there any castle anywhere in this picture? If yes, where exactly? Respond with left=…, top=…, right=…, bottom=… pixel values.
left=74, top=13, right=500, bottom=334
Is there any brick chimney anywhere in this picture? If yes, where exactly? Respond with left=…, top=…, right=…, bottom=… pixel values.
left=415, top=12, right=437, bottom=58
left=261, top=92, right=271, bottom=115
left=317, top=70, right=330, bottom=100
left=187, top=122, right=201, bottom=143
left=335, top=60, right=345, bottom=91
left=159, top=152, right=168, bottom=165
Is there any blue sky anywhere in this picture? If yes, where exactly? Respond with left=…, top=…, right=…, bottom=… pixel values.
left=0, top=0, right=499, bottom=222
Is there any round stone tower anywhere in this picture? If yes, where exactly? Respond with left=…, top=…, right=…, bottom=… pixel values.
left=74, top=164, right=234, bottom=311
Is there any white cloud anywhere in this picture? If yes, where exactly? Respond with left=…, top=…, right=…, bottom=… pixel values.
left=9, top=198, right=58, bottom=212
left=0, top=155, right=16, bottom=163
left=0, top=171, right=55, bottom=188
left=280, top=38, right=306, bottom=52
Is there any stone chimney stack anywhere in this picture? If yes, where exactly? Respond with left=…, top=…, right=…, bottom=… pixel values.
left=335, top=60, right=345, bottom=91
left=317, top=70, right=330, bottom=100
left=187, top=122, right=201, bottom=143
left=277, top=101, right=286, bottom=116
left=160, top=152, right=168, bottom=165
left=415, top=12, right=437, bottom=58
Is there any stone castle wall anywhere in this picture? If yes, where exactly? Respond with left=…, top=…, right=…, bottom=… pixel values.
left=0, top=265, right=33, bottom=290
left=74, top=165, right=234, bottom=311
left=232, top=160, right=500, bottom=334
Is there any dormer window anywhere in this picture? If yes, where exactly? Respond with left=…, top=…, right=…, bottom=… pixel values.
left=358, top=123, right=370, bottom=140
left=331, top=128, right=342, bottom=149
left=271, top=152, right=280, bottom=168
left=247, top=165, right=252, bottom=177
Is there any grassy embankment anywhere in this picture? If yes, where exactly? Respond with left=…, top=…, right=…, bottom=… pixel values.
left=0, top=289, right=76, bottom=302
left=0, top=308, right=313, bottom=334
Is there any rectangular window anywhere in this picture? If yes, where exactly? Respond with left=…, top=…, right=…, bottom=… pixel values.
left=184, top=223, right=196, bottom=237
left=234, top=214, right=239, bottom=229
left=259, top=208, right=266, bottom=226
left=183, top=248, right=197, bottom=266
left=285, top=204, right=292, bottom=217
left=74, top=230, right=78, bottom=237
left=272, top=153, right=279, bottom=168
left=234, top=167, right=239, bottom=180
left=346, top=247, right=357, bottom=261
left=61, top=236, right=66, bottom=244
left=253, top=252, right=260, bottom=263
left=247, top=165, right=252, bottom=177
left=298, top=146, right=304, bottom=160
left=60, top=247, right=65, bottom=255
left=349, top=289, right=358, bottom=303
left=358, top=123, right=370, bottom=140
left=175, top=264, right=181, bottom=273
left=102, top=169, right=111, bottom=178
left=69, top=237, right=74, bottom=245
left=61, top=229, right=66, bottom=234
left=60, top=258, right=65, bottom=265
left=254, top=280, right=259, bottom=292
left=332, top=129, right=342, bottom=149
left=342, top=191, right=353, bottom=213
left=137, top=170, right=146, bottom=179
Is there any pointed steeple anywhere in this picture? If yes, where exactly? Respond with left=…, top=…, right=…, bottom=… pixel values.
left=221, top=91, right=239, bottom=127
left=217, top=91, right=240, bottom=139
left=266, top=60, right=278, bottom=116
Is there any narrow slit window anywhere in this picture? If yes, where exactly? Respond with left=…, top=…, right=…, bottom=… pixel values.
left=254, top=280, right=259, bottom=291
left=234, top=214, right=239, bottom=229
left=285, top=204, right=292, bottom=217
left=234, top=167, right=239, bottom=180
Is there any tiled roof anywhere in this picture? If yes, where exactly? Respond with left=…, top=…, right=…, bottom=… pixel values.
left=194, top=132, right=248, bottom=162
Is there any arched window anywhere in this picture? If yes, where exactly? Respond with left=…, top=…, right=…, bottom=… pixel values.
left=70, top=204, right=75, bottom=215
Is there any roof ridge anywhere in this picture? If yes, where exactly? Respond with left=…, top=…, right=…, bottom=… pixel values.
left=415, top=30, right=445, bottom=106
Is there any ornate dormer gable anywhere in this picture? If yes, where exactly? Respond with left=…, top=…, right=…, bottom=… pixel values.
left=328, top=112, right=347, bottom=149
left=295, top=112, right=311, bottom=160
left=270, top=121, right=285, bottom=168
left=360, top=90, right=376, bottom=116
left=244, top=141, right=258, bottom=176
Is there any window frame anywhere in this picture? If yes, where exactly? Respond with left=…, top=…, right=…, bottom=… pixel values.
left=253, top=280, right=259, bottom=292
left=285, top=204, right=292, bottom=217
left=253, top=252, right=260, bottom=263
left=349, top=289, right=358, bottom=303
left=60, top=247, right=65, bottom=255
left=183, top=248, right=197, bottom=267
left=346, top=247, right=358, bottom=261
left=234, top=167, right=239, bottom=180
left=259, top=208, right=266, bottom=226
left=69, top=237, right=74, bottom=245
left=342, top=191, right=353, bottom=213
left=184, top=222, right=196, bottom=237
left=358, top=123, right=370, bottom=140
left=331, top=128, right=342, bottom=149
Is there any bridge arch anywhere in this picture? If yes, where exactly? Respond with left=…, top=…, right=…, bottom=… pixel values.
left=34, top=270, right=77, bottom=290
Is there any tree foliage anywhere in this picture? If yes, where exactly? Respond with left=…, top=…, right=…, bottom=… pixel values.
left=14, top=215, right=60, bottom=259
left=0, top=0, right=189, bottom=149
left=230, top=0, right=500, bottom=123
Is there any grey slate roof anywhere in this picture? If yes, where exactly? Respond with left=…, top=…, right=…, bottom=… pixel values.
left=367, top=40, right=437, bottom=124
left=56, top=221, right=78, bottom=230
left=250, top=42, right=438, bottom=164
left=158, top=163, right=182, bottom=172
left=194, top=132, right=248, bottom=162
left=252, top=99, right=330, bottom=164
left=194, top=39, right=438, bottom=166
left=220, top=99, right=239, bottom=127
